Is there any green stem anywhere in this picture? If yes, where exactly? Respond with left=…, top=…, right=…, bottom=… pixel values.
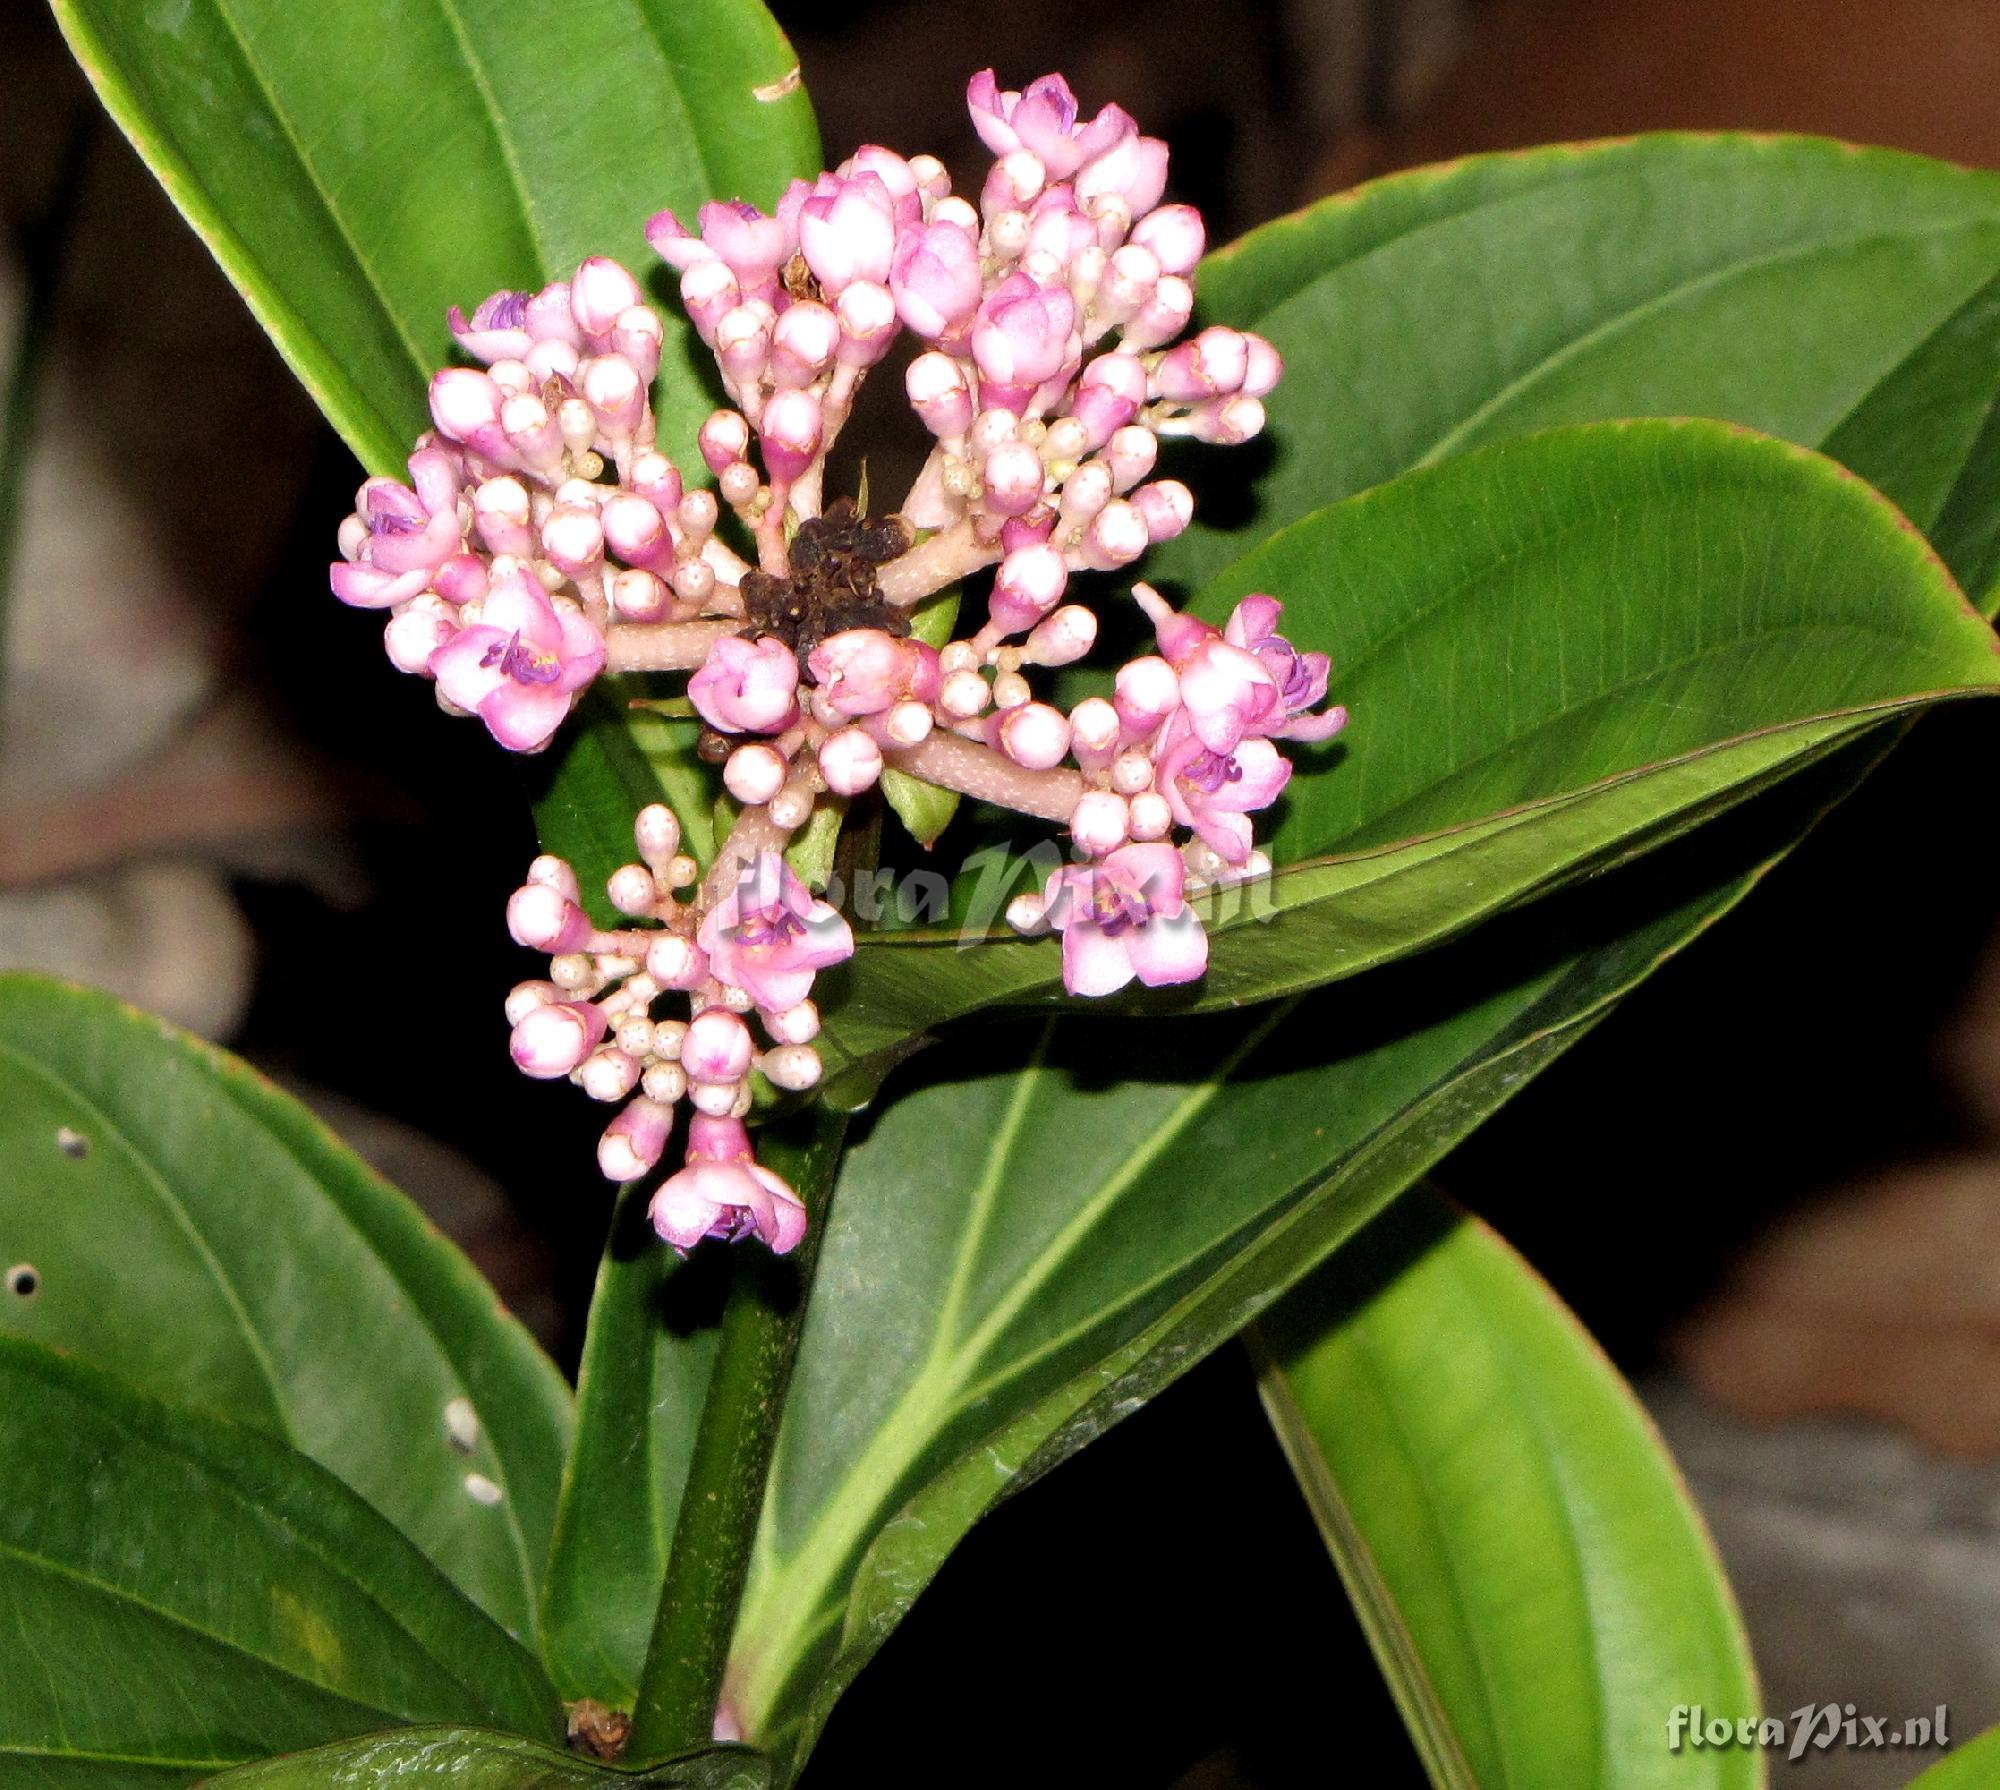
left=0, top=116, right=93, bottom=722
left=625, top=1099, right=851, bottom=1760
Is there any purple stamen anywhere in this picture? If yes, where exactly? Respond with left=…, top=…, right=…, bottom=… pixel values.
left=1181, top=747, right=1243, bottom=794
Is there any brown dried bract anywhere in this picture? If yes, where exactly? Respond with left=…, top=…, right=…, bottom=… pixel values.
left=565, top=1698, right=632, bottom=1761
left=741, top=497, right=915, bottom=672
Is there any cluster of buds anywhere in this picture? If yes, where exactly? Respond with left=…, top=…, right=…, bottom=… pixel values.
left=327, top=70, right=1344, bottom=1256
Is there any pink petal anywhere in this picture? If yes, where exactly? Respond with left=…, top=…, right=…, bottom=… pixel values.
left=429, top=625, right=511, bottom=709
left=1127, top=910, right=1209, bottom=987
left=1063, top=921, right=1136, bottom=997
left=480, top=679, right=573, bottom=751
left=330, top=562, right=425, bottom=609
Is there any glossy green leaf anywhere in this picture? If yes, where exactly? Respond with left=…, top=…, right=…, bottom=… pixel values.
left=534, top=740, right=1850, bottom=1768
left=815, top=418, right=2000, bottom=1072
left=51, top=0, right=816, bottom=478
left=0, top=975, right=573, bottom=1646
left=1899, top=1725, right=2000, bottom=1788
left=51, top=0, right=820, bottom=924
left=1157, top=134, right=2000, bottom=604
left=1253, top=1189, right=1758, bottom=1790
left=195, top=1728, right=767, bottom=1790
left=0, top=1337, right=559, bottom=1785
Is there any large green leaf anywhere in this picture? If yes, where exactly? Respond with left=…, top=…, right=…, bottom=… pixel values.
left=51, top=0, right=821, bottom=919
left=815, top=418, right=2000, bottom=1072
left=1159, top=134, right=2000, bottom=604
left=1901, top=1726, right=2000, bottom=1787
left=0, top=975, right=572, bottom=1646
left=195, top=1729, right=767, bottom=1790
left=535, top=741, right=1858, bottom=1770
left=50, top=0, right=817, bottom=478
left=1253, top=1190, right=1759, bottom=1790
left=0, top=1337, right=559, bottom=1786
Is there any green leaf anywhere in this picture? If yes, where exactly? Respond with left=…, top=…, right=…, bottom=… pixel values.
left=0, top=1336, right=560, bottom=1784
left=817, top=418, right=2000, bottom=1070
left=1900, top=1725, right=2000, bottom=1787
left=877, top=769, right=959, bottom=850
left=51, top=0, right=816, bottom=478
left=194, top=1728, right=767, bottom=1790
left=51, top=0, right=821, bottom=919
left=0, top=975, right=573, bottom=1647
left=539, top=1183, right=722, bottom=1705
left=1252, top=1190, right=1759, bottom=1790
left=1157, top=134, right=2000, bottom=601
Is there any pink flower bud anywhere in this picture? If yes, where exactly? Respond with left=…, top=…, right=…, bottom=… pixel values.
left=818, top=726, right=884, bottom=795
left=429, top=368, right=509, bottom=460
left=982, top=149, right=1047, bottom=216
left=684, top=1008, right=755, bottom=1084
left=715, top=302, right=775, bottom=387
left=599, top=1098, right=671, bottom=1182
left=799, top=171, right=899, bottom=292
left=528, top=853, right=582, bottom=901
left=892, top=219, right=984, bottom=340
left=1070, top=789, right=1130, bottom=856
left=635, top=803, right=682, bottom=863
left=772, top=301, right=840, bottom=388
left=1185, top=394, right=1266, bottom=444
left=1123, top=275, right=1194, bottom=351
left=1075, top=133, right=1170, bottom=221
left=631, top=453, right=684, bottom=512
left=1130, top=203, right=1206, bottom=275
left=679, top=259, right=741, bottom=345
left=582, top=354, right=646, bottom=437
left=758, top=388, right=823, bottom=485
left=1133, top=479, right=1194, bottom=542
left=972, top=274, right=1079, bottom=410
left=1115, top=654, right=1181, bottom=740
left=1069, top=353, right=1148, bottom=449
left=384, top=604, right=456, bottom=675
left=1068, top=694, right=1121, bottom=760
left=994, top=701, right=1072, bottom=770
left=982, top=440, right=1046, bottom=516
left=700, top=409, right=752, bottom=476
left=1026, top=605, right=1099, bottom=670
left=507, top=881, right=592, bottom=952
left=602, top=492, right=671, bottom=568
left=646, top=933, right=709, bottom=990
left=1104, top=425, right=1159, bottom=492
left=505, top=980, right=559, bottom=1025
left=1241, top=334, right=1283, bottom=398
left=474, top=477, right=535, bottom=557
left=570, top=257, right=644, bottom=339
left=835, top=280, right=898, bottom=366
left=989, top=543, right=1069, bottom=634
left=1152, top=327, right=1250, bottom=402
left=807, top=629, right=941, bottom=717
left=906, top=352, right=974, bottom=438
left=611, top=306, right=664, bottom=385
left=511, top=1000, right=606, bottom=1079
left=724, top=742, right=790, bottom=806
left=499, top=393, right=564, bottom=472
left=611, top=568, right=670, bottom=621
left=580, top=1048, right=643, bottom=1103
left=540, top=504, right=604, bottom=579
left=689, top=634, right=801, bottom=734
left=695, top=199, right=796, bottom=301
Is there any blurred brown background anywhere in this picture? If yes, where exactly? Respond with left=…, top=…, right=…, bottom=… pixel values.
left=8, top=2, right=2000, bottom=1784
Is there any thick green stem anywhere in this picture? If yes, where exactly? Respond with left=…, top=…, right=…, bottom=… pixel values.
left=625, top=1100, right=851, bottom=1760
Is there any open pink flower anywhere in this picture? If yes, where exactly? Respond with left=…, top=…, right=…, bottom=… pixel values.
left=697, top=850, right=854, bottom=1013
left=1134, top=583, right=1277, bottom=752
left=329, top=448, right=464, bottom=609
left=794, top=170, right=899, bottom=294
left=648, top=201, right=795, bottom=307
left=689, top=635, right=801, bottom=734
left=967, top=71, right=1136, bottom=179
left=891, top=219, right=983, bottom=341
left=428, top=565, right=604, bottom=751
left=650, top=1114, right=808, bottom=1255
left=1155, top=714, right=1292, bottom=865
left=1224, top=594, right=1348, bottom=742
left=1043, top=842, right=1207, bottom=996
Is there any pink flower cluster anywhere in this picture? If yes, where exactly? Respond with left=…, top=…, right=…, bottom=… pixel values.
left=327, top=70, right=1343, bottom=1253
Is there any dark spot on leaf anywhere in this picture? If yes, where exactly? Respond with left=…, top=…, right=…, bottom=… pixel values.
left=55, top=1127, right=87, bottom=1159
left=6, top=1265, right=40, bottom=1298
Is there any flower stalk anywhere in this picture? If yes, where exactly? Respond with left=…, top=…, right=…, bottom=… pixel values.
left=625, top=1100, right=851, bottom=1760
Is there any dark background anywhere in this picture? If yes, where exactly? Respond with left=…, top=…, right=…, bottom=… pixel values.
left=9, top=2, right=2000, bottom=1783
